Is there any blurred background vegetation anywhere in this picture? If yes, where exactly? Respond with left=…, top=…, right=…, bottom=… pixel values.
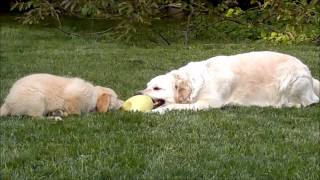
left=2, top=0, right=320, bottom=44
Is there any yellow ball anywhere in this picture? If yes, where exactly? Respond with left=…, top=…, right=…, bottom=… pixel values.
left=121, top=95, right=153, bottom=112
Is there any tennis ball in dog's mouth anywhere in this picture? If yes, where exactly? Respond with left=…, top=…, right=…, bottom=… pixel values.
left=121, top=95, right=153, bottom=112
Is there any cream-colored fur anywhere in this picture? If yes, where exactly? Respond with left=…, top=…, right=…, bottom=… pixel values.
left=0, top=74, right=123, bottom=118
left=141, top=51, right=319, bottom=114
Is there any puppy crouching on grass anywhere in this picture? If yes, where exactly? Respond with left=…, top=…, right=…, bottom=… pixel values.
left=0, top=74, right=123, bottom=120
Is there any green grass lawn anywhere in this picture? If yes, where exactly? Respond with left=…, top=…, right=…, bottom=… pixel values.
left=1, top=18, right=319, bottom=179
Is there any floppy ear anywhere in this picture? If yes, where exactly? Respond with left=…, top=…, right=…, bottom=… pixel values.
left=172, top=70, right=204, bottom=103
left=96, top=93, right=111, bottom=112
left=173, top=74, right=192, bottom=103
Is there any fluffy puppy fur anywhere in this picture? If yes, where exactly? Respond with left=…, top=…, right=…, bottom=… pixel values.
left=141, top=51, right=319, bottom=113
left=0, top=74, right=123, bottom=119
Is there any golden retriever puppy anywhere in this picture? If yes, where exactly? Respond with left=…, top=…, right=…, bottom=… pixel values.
left=0, top=74, right=123, bottom=119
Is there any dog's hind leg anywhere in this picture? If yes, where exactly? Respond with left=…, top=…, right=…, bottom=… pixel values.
left=313, top=78, right=319, bottom=97
left=26, top=103, right=46, bottom=118
left=0, top=103, right=10, bottom=116
left=63, top=96, right=83, bottom=115
left=287, top=77, right=319, bottom=107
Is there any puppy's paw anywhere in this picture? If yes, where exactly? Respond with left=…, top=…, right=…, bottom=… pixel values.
left=47, top=109, right=68, bottom=120
left=49, top=109, right=67, bottom=117
left=48, top=116, right=63, bottom=121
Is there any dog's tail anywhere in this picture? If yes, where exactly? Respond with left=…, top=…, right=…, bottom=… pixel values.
left=313, top=78, right=319, bottom=97
left=0, top=103, right=10, bottom=116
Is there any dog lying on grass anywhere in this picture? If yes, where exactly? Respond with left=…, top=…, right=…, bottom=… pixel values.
left=141, top=51, right=319, bottom=113
left=0, top=74, right=123, bottom=120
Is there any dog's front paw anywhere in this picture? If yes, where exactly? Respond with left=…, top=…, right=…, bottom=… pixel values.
left=151, top=107, right=169, bottom=114
left=48, top=116, right=63, bottom=121
left=47, top=109, right=68, bottom=120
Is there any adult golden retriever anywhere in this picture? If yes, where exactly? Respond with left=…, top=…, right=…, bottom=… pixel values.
left=140, top=51, right=319, bottom=113
left=0, top=74, right=123, bottom=119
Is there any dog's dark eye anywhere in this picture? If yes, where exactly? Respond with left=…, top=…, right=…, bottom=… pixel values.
left=153, top=87, right=161, bottom=91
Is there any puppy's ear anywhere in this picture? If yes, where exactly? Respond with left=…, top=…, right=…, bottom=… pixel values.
left=174, top=75, right=192, bottom=103
left=96, top=93, right=111, bottom=112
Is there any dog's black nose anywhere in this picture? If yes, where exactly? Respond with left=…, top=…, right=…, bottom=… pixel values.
left=135, top=90, right=143, bottom=95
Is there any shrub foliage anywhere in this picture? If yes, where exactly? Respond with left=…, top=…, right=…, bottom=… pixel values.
left=10, top=0, right=320, bottom=43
